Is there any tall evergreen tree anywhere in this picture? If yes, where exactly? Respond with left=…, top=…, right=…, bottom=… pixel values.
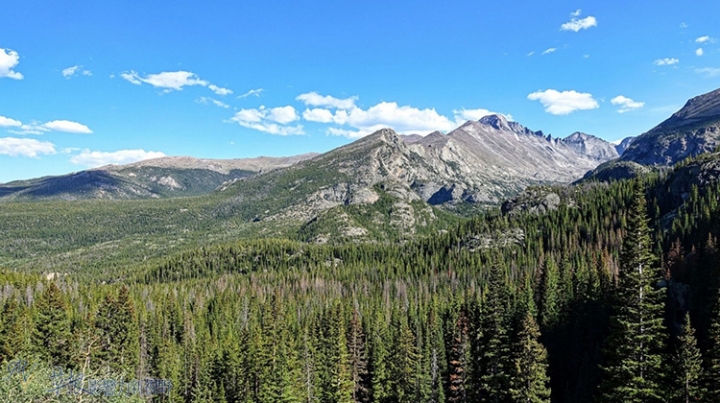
left=669, top=313, right=703, bottom=403
left=31, top=282, right=72, bottom=366
left=447, top=310, right=470, bottom=403
left=94, top=286, right=140, bottom=376
left=510, top=311, right=551, bottom=403
left=475, top=265, right=512, bottom=403
left=702, top=291, right=720, bottom=402
left=348, top=309, right=371, bottom=403
left=597, top=186, right=667, bottom=403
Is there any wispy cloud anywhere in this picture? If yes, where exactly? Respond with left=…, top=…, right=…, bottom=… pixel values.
left=0, top=48, right=23, bottom=80
left=542, top=48, right=557, bottom=55
left=570, top=9, right=582, bottom=17
left=62, top=65, right=92, bottom=78
left=696, top=67, right=720, bottom=77
left=120, top=70, right=232, bottom=97
left=208, top=84, right=232, bottom=96
left=560, top=16, right=597, bottom=32
left=296, top=92, right=358, bottom=110
left=6, top=118, right=93, bottom=135
left=527, top=89, right=599, bottom=115
left=0, top=137, right=56, bottom=158
left=70, top=149, right=166, bottom=167
left=230, top=106, right=304, bottom=136
left=196, top=97, right=230, bottom=109
left=696, top=48, right=704, bottom=57
left=654, top=58, right=679, bottom=66
left=610, top=95, right=644, bottom=113
left=237, top=88, right=264, bottom=99
left=696, top=36, right=714, bottom=43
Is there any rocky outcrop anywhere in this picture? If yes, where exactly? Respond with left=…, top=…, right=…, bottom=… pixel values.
left=621, top=87, right=720, bottom=166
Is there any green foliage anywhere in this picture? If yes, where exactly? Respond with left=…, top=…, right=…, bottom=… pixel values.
left=669, top=313, right=703, bottom=403
left=598, top=187, right=667, bottom=403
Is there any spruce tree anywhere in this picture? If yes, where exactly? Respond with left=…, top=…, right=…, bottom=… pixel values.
left=703, top=292, right=720, bottom=402
left=447, top=310, right=470, bottom=403
left=348, top=308, right=371, bottom=403
left=670, top=312, right=703, bottom=403
left=475, top=265, right=512, bottom=403
left=510, top=312, right=551, bottom=403
left=95, top=286, right=140, bottom=376
left=31, top=282, right=72, bottom=366
left=597, top=186, right=667, bottom=403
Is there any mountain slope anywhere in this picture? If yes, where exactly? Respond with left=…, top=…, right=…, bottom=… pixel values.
left=0, top=154, right=316, bottom=201
left=620, top=87, right=720, bottom=166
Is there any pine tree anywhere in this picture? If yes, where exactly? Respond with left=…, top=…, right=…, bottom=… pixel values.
left=510, top=312, right=551, bottom=403
left=597, top=186, right=667, bottom=403
left=447, top=310, right=470, bottom=403
left=94, top=286, right=140, bottom=376
left=669, top=313, right=703, bottom=403
left=475, top=265, right=512, bottom=403
left=348, top=308, right=371, bottom=403
left=32, top=282, right=72, bottom=366
left=703, top=292, right=720, bottom=402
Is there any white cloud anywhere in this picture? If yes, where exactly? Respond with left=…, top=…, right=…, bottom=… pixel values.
left=304, top=101, right=457, bottom=137
left=62, top=65, right=92, bottom=78
left=527, top=51, right=535, bottom=57
left=696, top=48, right=704, bottom=56
left=0, top=137, right=56, bottom=158
left=0, top=48, right=23, bottom=80
left=208, top=84, right=233, bottom=96
left=655, top=58, right=679, bottom=66
left=266, top=106, right=299, bottom=124
left=62, top=66, right=79, bottom=78
left=0, top=116, right=22, bottom=128
left=70, top=149, right=166, bottom=167
left=196, top=97, right=230, bottom=109
left=542, top=48, right=557, bottom=55
left=610, top=95, right=645, bottom=113
left=120, top=71, right=142, bottom=85
left=42, top=120, right=93, bottom=134
left=560, top=16, right=597, bottom=32
left=121, top=70, right=208, bottom=90
left=296, top=92, right=357, bottom=109
left=696, top=36, right=713, bottom=43
left=696, top=67, right=720, bottom=77
left=303, top=108, right=335, bottom=123
left=571, top=9, right=582, bottom=17
left=299, top=93, right=511, bottom=138
left=230, top=106, right=304, bottom=136
left=527, top=89, right=599, bottom=115
left=237, top=88, right=264, bottom=99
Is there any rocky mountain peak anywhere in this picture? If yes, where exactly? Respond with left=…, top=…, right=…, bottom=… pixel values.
left=662, top=87, right=720, bottom=126
left=478, top=114, right=544, bottom=138
left=479, top=114, right=512, bottom=131
left=561, top=132, right=619, bottom=161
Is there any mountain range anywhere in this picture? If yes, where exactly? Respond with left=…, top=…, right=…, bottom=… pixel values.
left=586, top=87, right=720, bottom=181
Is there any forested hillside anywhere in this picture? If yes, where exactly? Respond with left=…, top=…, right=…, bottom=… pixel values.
left=3, top=149, right=720, bottom=402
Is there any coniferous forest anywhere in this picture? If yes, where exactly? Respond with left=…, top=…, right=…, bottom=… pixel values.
left=4, top=160, right=720, bottom=402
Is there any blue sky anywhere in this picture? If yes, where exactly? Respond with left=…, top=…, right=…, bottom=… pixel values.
left=1, top=0, right=720, bottom=183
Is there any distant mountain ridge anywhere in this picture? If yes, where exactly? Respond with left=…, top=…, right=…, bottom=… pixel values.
left=0, top=154, right=317, bottom=201
left=584, top=87, right=720, bottom=181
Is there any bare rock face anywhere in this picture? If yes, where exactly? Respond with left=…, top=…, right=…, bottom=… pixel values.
left=621, top=87, right=720, bottom=166
left=562, top=132, right=620, bottom=161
